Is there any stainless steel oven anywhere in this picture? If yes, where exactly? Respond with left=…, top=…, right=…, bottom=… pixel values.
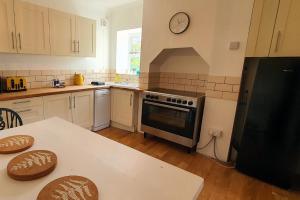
left=141, top=89, right=205, bottom=151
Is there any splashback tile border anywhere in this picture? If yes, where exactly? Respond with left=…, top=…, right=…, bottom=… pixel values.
left=0, top=70, right=139, bottom=89
left=139, top=72, right=241, bottom=101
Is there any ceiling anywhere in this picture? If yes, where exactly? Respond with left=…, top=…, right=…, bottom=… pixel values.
left=72, top=0, right=139, bottom=8
left=24, top=0, right=141, bottom=18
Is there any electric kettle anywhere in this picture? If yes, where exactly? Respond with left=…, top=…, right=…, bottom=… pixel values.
left=74, top=74, right=85, bottom=85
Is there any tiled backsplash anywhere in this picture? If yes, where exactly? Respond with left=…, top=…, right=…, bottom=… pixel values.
left=0, top=70, right=240, bottom=101
left=0, top=70, right=139, bottom=89
left=139, top=72, right=241, bottom=101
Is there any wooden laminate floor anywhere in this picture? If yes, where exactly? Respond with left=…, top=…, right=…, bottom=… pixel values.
left=97, top=127, right=300, bottom=200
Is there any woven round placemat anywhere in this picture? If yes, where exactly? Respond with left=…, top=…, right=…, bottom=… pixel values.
left=37, top=176, right=99, bottom=200
left=7, top=150, right=57, bottom=181
left=0, top=135, right=34, bottom=154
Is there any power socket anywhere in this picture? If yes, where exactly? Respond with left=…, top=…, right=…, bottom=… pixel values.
left=208, top=128, right=223, bottom=138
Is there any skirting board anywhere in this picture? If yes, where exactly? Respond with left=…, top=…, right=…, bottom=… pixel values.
left=111, top=121, right=135, bottom=133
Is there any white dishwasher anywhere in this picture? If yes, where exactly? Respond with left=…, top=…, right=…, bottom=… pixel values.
left=93, top=89, right=110, bottom=131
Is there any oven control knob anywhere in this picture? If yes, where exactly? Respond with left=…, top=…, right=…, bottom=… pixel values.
left=150, top=95, right=155, bottom=99
left=182, top=100, right=187, bottom=104
left=177, top=99, right=182, bottom=104
left=146, top=95, right=151, bottom=98
left=167, top=98, right=171, bottom=102
left=172, top=99, right=176, bottom=103
left=188, top=101, right=193, bottom=106
left=154, top=96, right=159, bottom=100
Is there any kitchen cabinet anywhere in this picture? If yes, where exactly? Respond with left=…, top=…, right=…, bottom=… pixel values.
left=43, top=93, right=73, bottom=122
left=49, top=11, right=96, bottom=57
left=246, top=0, right=279, bottom=57
left=14, top=0, right=50, bottom=55
left=0, top=0, right=16, bottom=53
left=72, top=91, right=94, bottom=129
left=269, top=0, right=300, bottom=57
left=246, top=0, right=300, bottom=57
left=43, top=91, right=94, bottom=129
left=75, top=16, right=96, bottom=57
left=111, top=89, right=134, bottom=131
left=1, top=97, right=44, bottom=125
left=0, top=0, right=95, bottom=57
left=49, top=9, right=76, bottom=56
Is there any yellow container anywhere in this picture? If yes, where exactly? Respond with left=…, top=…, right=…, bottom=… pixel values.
left=6, top=76, right=27, bottom=92
left=74, top=74, right=85, bottom=85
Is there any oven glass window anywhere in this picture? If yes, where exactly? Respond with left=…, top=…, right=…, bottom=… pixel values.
left=148, top=108, right=187, bottom=129
left=142, top=100, right=196, bottom=139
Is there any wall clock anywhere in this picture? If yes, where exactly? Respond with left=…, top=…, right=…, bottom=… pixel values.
left=169, top=12, right=190, bottom=34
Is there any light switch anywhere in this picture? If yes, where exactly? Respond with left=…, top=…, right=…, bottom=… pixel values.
left=229, top=41, right=240, bottom=50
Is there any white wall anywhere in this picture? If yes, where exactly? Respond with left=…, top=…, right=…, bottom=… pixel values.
left=107, top=0, right=143, bottom=71
left=150, top=48, right=209, bottom=74
left=0, top=0, right=109, bottom=71
left=141, top=0, right=254, bottom=161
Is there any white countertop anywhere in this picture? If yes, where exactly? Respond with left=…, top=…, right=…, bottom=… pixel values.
left=0, top=118, right=204, bottom=200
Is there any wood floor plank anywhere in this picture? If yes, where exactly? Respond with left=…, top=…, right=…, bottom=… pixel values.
left=96, top=127, right=300, bottom=200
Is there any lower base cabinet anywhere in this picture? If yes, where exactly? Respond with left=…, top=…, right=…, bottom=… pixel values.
left=43, top=93, right=73, bottom=122
left=71, top=91, right=94, bottom=128
left=0, top=97, right=44, bottom=125
left=111, top=89, right=135, bottom=132
left=43, top=91, right=94, bottom=129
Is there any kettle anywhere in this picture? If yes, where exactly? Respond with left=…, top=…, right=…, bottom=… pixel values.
left=74, top=74, right=85, bottom=86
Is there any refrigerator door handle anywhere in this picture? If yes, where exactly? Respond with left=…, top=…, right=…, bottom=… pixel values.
left=282, top=69, right=294, bottom=73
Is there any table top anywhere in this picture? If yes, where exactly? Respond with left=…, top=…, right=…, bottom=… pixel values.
left=0, top=118, right=203, bottom=200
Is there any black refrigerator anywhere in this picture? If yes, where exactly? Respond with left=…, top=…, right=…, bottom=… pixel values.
left=231, top=58, right=300, bottom=189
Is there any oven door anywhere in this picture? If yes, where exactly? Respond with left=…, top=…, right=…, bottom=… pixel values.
left=142, top=100, right=197, bottom=139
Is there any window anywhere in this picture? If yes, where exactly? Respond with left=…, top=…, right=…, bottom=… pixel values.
left=116, top=28, right=142, bottom=75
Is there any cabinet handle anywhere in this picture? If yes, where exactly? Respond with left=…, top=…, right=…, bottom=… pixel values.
left=77, top=40, right=80, bottom=53
left=13, top=100, right=30, bottom=104
left=275, top=31, right=281, bottom=52
left=130, top=94, right=133, bottom=107
left=69, top=96, right=72, bottom=109
left=73, top=40, right=76, bottom=53
left=18, top=109, right=32, bottom=113
left=73, top=96, right=76, bottom=109
left=18, top=33, right=22, bottom=50
left=11, top=32, right=15, bottom=49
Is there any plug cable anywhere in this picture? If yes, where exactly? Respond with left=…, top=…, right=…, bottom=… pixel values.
left=197, top=136, right=234, bottom=168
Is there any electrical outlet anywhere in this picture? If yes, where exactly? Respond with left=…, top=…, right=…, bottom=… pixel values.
left=208, top=128, right=223, bottom=138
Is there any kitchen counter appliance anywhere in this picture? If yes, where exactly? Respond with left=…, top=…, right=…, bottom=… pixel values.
left=141, top=89, right=205, bottom=152
left=231, top=58, right=300, bottom=189
left=5, top=77, right=27, bottom=92
left=93, top=89, right=110, bottom=131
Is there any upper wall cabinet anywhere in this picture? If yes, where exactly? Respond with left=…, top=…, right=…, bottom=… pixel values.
left=14, top=0, right=50, bottom=55
left=76, top=16, right=96, bottom=57
left=49, top=11, right=96, bottom=57
left=0, top=0, right=17, bottom=53
left=0, top=0, right=96, bottom=57
left=246, top=0, right=300, bottom=57
left=49, top=9, right=76, bottom=56
left=269, top=0, right=300, bottom=57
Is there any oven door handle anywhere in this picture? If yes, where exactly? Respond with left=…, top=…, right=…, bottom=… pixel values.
left=144, top=101, right=190, bottom=112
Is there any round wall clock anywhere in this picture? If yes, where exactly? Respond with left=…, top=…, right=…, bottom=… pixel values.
left=169, top=12, right=190, bottom=34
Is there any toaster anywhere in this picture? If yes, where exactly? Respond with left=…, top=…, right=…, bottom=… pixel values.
left=5, top=77, right=27, bottom=92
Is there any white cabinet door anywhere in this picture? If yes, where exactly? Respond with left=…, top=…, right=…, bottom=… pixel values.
left=72, top=91, right=94, bottom=129
left=13, top=106, right=44, bottom=125
left=10, top=97, right=44, bottom=125
left=43, top=93, right=73, bottom=122
left=269, top=0, right=300, bottom=56
left=0, top=0, right=16, bottom=53
left=75, top=16, right=96, bottom=57
left=49, top=9, right=76, bottom=56
left=14, top=0, right=50, bottom=55
left=111, top=89, right=134, bottom=127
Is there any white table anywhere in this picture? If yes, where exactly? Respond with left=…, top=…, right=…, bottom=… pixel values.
left=0, top=118, right=204, bottom=200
